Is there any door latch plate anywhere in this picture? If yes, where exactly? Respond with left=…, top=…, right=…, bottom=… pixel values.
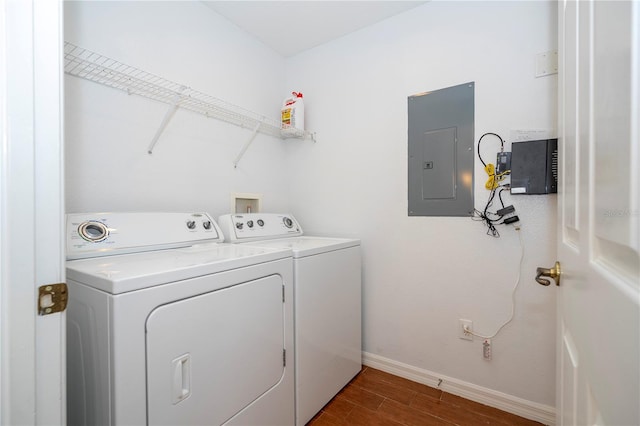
left=38, top=283, right=68, bottom=315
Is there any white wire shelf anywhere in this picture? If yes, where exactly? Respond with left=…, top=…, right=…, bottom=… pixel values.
left=63, top=41, right=314, bottom=161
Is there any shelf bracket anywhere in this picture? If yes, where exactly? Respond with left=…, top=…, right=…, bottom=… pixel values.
left=233, top=121, right=263, bottom=168
left=147, top=91, right=184, bottom=154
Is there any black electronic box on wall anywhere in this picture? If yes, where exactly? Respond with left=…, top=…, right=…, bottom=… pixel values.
left=510, top=138, right=558, bottom=195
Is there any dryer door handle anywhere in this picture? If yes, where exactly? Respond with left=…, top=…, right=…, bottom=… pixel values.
left=172, top=354, right=191, bottom=404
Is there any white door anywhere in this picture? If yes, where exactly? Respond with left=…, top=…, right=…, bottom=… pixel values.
left=556, top=1, right=639, bottom=425
left=0, top=0, right=65, bottom=424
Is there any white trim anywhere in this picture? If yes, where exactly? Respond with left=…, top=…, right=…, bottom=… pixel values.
left=33, top=0, right=65, bottom=424
left=1, top=0, right=65, bottom=424
left=1, top=0, right=38, bottom=423
left=363, top=352, right=556, bottom=426
left=0, top=0, right=8, bottom=422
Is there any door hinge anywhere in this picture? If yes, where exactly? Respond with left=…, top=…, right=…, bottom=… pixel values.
left=283, top=349, right=286, bottom=367
left=38, top=283, right=68, bottom=315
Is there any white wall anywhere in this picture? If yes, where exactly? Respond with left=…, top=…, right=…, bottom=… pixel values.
left=64, top=0, right=558, bottom=412
left=284, top=1, right=557, bottom=407
left=64, top=1, right=290, bottom=217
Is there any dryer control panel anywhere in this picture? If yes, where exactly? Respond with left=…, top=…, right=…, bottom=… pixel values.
left=66, top=212, right=223, bottom=260
left=218, top=213, right=303, bottom=243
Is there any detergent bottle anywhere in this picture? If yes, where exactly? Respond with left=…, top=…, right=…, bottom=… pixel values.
left=281, top=92, right=304, bottom=136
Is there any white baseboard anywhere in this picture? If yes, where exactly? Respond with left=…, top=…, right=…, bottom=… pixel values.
left=362, top=352, right=556, bottom=425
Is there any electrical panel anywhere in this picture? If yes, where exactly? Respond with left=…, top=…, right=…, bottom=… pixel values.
left=408, top=82, right=475, bottom=216
left=510, top=139, right=558, bottom=194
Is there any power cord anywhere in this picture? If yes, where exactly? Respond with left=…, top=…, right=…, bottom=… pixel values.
left=464, top=224, right=525, bottom=339
left=467, top=132, right=522, bottom=341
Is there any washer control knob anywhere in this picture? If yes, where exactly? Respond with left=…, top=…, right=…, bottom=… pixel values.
left=236, top=222, right=244, bottom=230
left=257, top=219, right=264, bottom=227
left=78, top=221, right=109, bottom=242
left=186, top=220, right=196, bottom=230
left=283, top=217, right=294, bottom=228
left=203, top=220, right=212, bottom=230
left=247, top=220, right=254, bottom=228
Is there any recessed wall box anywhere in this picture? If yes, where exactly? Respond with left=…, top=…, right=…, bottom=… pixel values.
left=231, top=193, right=262, bottom=214
left=510, top=139, right=558, bottom=194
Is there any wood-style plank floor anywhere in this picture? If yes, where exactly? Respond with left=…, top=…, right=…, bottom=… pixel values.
left=307, top=366, right=544, bottom=426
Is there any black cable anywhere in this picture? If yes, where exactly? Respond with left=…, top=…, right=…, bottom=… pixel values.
left=483, top=185, right=496, bottom=217
left=477, top=132, right=505, bottom=167
left=473, top=184, right=502, bottom=237
left=498, top=187, right=506, bottom=209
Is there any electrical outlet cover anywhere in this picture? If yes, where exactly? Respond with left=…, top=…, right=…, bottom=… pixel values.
left=483, top=339, right=492, bottom=360
left=459, top=319, right=473, bottom=341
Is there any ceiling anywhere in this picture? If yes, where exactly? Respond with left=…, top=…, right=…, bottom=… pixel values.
left=202, top=1, right=428, bottom=57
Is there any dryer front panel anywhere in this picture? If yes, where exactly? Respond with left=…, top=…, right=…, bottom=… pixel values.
left=145, top=274, right=285, bottom=426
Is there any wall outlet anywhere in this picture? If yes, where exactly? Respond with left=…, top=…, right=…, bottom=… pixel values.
left=483, top=339, right=492, bottom=360
left=459, top=319, right=473, bottom=341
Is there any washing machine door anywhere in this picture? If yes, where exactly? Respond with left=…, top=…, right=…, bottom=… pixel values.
left=146, top=274, right=285, bottom=425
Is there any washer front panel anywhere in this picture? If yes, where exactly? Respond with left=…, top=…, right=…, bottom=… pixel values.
left=294, top=246, right=362, bottom=425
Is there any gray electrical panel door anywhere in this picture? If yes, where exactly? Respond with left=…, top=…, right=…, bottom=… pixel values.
left=408, top=82, right=474, bottom=216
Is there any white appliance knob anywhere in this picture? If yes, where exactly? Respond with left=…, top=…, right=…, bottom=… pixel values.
left=186, top=220, right=196, bottom=230
left=283, top=217, right=293, bottom=228
left=257, top=219, right=264, bottom=227
left=203, top=221, right=212, bottom=230
left=236, top=222, right=244, bottom=230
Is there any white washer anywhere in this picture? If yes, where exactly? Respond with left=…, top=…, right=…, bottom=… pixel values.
left=65, top=212, right=295, bottom=426
left=218, top=213, right=362, bottom=425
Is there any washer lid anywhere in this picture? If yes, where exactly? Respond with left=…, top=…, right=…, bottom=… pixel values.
left=66, top=243, right=291, bottom=294
left=241, top=236, right=360, bottom=258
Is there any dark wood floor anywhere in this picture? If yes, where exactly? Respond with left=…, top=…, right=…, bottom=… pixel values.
left=307, top=366, right=544, bottom=426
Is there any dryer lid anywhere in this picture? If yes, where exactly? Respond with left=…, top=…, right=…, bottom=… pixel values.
left=66, top=243, right=292, bottom=294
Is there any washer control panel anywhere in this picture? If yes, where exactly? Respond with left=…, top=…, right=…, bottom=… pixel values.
left=218, top=213, right=303, bottom=243
left=66, top=212, right=223, bottom=260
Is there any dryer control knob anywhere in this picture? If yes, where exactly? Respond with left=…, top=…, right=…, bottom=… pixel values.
left=283, top=217, right=294, bottom=228
left=257, top=219, right=264, bottom=227
left=247, top=220, right=254, bottom=228
left=236, top=222, right=244, bottom=230
left=186, top=220, right=196, bottom=230
left=78, top=221, right=109, bottom=242
left=203, top=221, right=212, bottom=230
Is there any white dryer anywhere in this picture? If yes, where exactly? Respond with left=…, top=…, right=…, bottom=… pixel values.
left=65, top=212, right=294, bottom=426
left=218, top=213, right=362, bottom=425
